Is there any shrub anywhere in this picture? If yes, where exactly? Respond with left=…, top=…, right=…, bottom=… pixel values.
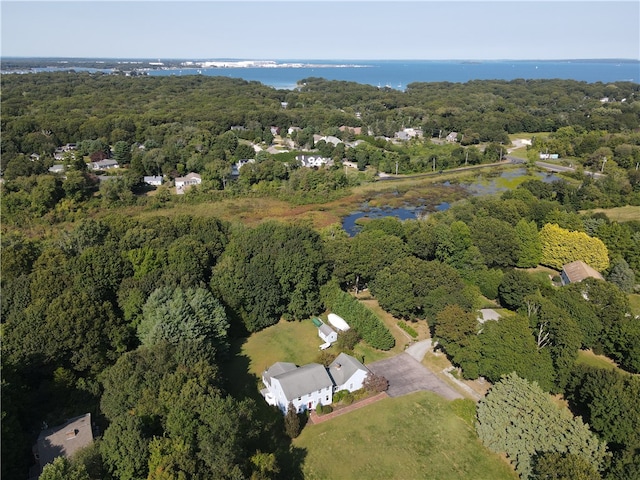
left=284, top=402, right=301, bottom=438
left=321, top=405, right=333, bottom=414
left=397, top=321, right=418, bottom=338
left=363, top=372, right=389, bottom=393
left=321, top=281, right=395, bottom=350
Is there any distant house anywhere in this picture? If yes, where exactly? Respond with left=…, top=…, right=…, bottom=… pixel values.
left=175, top=172, right=202, bottom=194
left=89, top=159, right=119, bottom=170
left=561, top=260, right=604, bottom=285
left=296, top=154, right=331, bottom=168
left=539, top=153, right=560, bottom=160
left=230, top=125, right=246, bottom=132
left=231, top=158, right=255, bottom=177
left=339, top=125, right=362, bottom=135
left=261, top=353, right=370, bottom=414
left=31, top=414, right=94, bottom=479
left=395, top=131, right=410, bottom=141
left=313, top=135, right=342, bottom=146
left=288, top=126, right=301, bottom=135
left=48, top=164, right=65, bottom=174
left=446, top=132, right=458, bottom=143
left=30, top=153, right=41, bottom=161
left=143, top=175, right=163, bottom=186
left=270, top=126, right=281, bottom=136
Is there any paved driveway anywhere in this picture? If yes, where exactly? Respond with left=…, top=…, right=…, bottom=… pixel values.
left=367, top=353, right=463, bottom=400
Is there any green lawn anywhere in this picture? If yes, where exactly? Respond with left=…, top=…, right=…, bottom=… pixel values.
left=581, top=205, right=640, bottom=222
left=575, top=350, right=619, bottom=371
left=293, top=392, right=517, bottom=480
left=239, top=319, right=326, bottom=377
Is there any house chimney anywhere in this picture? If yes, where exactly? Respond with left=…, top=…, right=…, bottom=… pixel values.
left=335, top=363, right=341, bottom=370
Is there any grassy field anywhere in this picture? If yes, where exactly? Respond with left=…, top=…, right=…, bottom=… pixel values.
left=575, top=350, right=620, bottom=371
left=293, top=392, right=517, bottom=480
left=581, top=205, right=640, bottom=222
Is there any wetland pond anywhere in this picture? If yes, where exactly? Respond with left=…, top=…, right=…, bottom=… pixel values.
left=342, top=168, right=562, bottom=236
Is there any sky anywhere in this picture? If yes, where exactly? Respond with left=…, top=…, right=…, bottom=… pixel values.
left=1, top=1, right=639, bottom=60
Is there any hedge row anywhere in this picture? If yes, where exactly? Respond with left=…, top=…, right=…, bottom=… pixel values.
left=321, top=282, right=395, bottom=350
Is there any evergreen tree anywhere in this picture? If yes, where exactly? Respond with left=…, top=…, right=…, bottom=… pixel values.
left=284, top=402, right=301, bottom=439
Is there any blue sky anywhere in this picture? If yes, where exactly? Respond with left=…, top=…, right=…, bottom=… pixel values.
left=2, top=1, right=638, bottom=60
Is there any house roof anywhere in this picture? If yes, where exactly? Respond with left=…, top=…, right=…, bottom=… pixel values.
left=274, top=363, right=333, bottom=401
left=35, top=413, right=93, bottom=470
left=562, top=260, right=604, bottom=283
left=319, top=324, right=336, bottom=337
left=175, top=172, right=201, bottom=183
left=328, top=353, right=369, bottom=387
left=263, top=362, right=297, bottom=386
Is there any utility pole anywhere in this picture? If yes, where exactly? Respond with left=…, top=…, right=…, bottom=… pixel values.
left=433, top=157, right=436, bottom=172
left=601, top=156, right=607, bottom=172
left=465, top=150, right=469, bottom=166
left=395, top=161, right=398, bottom=175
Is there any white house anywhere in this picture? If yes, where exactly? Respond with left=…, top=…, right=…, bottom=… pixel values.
left=48, top=164, right=65, bottom=174
left=262, top=362, right=334, bottom=413
left=89, top=159, right=119, bottom=170
left=329, top=353, right=369, bottom=393
left=231, top=158, right=255, bottom=177
left=175, top=172, right=202, bottom=194
left=296, top=155, right=331, bottom=168
left=144, top=175, right=163, bottom=186
left=261, top=353, right=370, bottom=414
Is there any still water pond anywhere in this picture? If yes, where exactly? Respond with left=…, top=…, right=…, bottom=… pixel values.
left=342, top=169, right=561, bottom=236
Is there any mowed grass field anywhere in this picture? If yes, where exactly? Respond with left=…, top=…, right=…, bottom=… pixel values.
left=236, top=313, right=398, bottom=381
left=582, top=205, right=640, bottom=222
left=293, top=392, right=517, bottom=480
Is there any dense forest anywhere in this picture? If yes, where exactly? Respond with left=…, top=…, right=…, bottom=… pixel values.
left=2, top=72, right=640, bottom=480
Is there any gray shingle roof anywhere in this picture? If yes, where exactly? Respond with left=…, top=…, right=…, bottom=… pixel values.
left=328, top=352, right=368, bottom=387
left=263, top=362, right=297, bottom=386
left=319, top=324, right=336, bottom=337
left=275, top=363, right=333, bottom=401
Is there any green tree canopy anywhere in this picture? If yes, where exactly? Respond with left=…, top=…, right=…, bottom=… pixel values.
left=138, top=287, right=230, bottom=358
left=476, top=373, right=608, bottom=479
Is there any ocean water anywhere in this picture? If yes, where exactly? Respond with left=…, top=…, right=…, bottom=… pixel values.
left=147, top=59, right=640, bottom=89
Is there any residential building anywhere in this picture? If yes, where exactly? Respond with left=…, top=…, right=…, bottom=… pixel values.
left=329, top=353, right=369, bottom=393
left=89, top=159, right=119, bottom=170
left=261, top=353, right=370, bottom=414
left=296, top=154, right=331, bottom=168
left=30, top=414, right=94, bottom=479
left=262, top=362, right=334, bottom=413
left=48, top=164, right=65, bottom=174
left=143, top=175, right=163, bottom=186
left=174, top=172, right=202, bottom=194
left=561, top=260, right=604, bottom=285
left=445, top=132, right=458, bottom=143
left=231, top=159, right=255, bottom=177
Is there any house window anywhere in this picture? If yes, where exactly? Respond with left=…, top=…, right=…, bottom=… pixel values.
left=350, top=383, right=353, bottom=390
left=318, top=390, right=321, bottom=394
left=326, top=395, right=329, bottom=401
left=298, top=397, right=301, bottom=401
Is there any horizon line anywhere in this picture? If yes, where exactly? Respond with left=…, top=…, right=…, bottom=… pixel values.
left=2, top=56, right=639, bottom=62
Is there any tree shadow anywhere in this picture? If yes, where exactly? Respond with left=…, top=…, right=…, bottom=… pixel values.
left=222, top=337, right=307, bottom=480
